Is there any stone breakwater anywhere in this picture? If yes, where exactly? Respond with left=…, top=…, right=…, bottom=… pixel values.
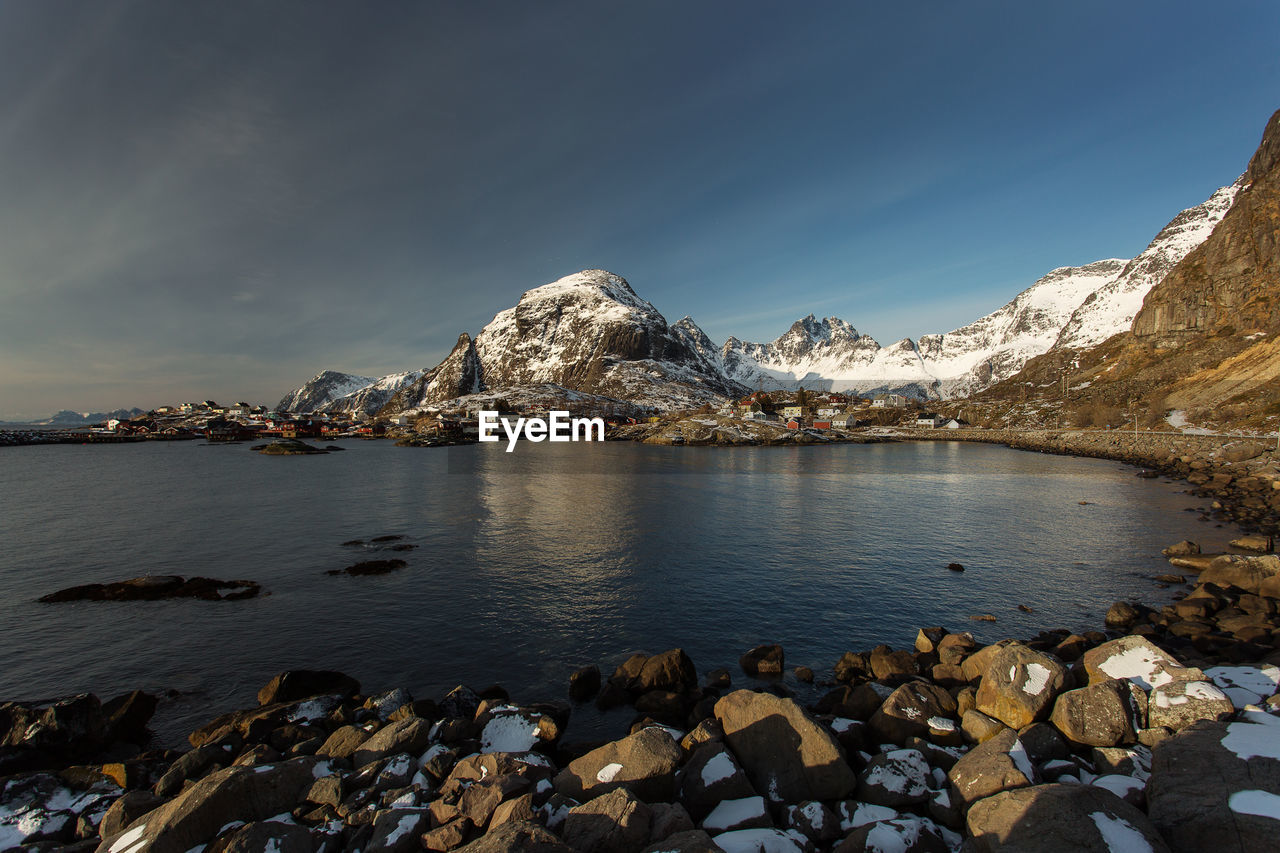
left=915, top=428, right=1280, bottom=535
left=4, top=549, right=1280, bottom=853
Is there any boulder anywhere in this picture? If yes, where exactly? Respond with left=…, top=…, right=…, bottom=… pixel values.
left=647, top=802, right=696, bottom=842
left=947, top=728, right=1037, bottom=811
left=1104, top=601, right=1142, bottom=628
left=553, top=727, right=682, bottom=803
left=936, top=633, right=978, bottom=667
left=366, top=808, right=433, bottom=853
left=352, top=717, right=432, bottom=768
left=569, top=666, right=602, bottom=703
left=700, top=795, right=771, bottom=834
left=867, top=682, right=959, bottom=745
left=422, top=818, right=474, bottom=852
left=365, top=687, right=414, bottom=720
left=1082, top=636, right=1203, bottom=690
left=834, top=816, right=950, bottom=853
left=1231, top=534, right=1274, bottom=553
left=857, top=748, right=933, bottom=808
left=1200, top=555, right=1280, bottom=595
left=563, top=787, right=653, bottom=853
left=101, top=690, right=158, bottom=745
left=966, top=783, right=1170, bottom=852
left=98, top=790, right=163, bottom=840
left=914, top=627, right=948, bottom=654
left=814, top=684, right=885, bottom=721
left=960, top=641, right=1012, bottom=683
left=1149, top=680, right=1236, bottom=731
left=458, top=774, right=534, bottom=829
left=440, top=685, right=482, bottom=720
left=784, top=800, right=840, bottom=844
left=960, top=710, right=1007, bottom=744
left=714, top=689, right=856, bottom=804
left=635, top=649, right=698, bottom=694
left=833, top=652, right=870, bottom=682
left=739, top=645, right=784, bottom=678
left=220, top=821, right=315, bottom=853
left=1049, top=681, right=1140, bottom=747
left=94, top=759, right=317, bottom=853
left=1147, top=720, right=1280, bottom=853
left=974, top=644, right=1068, bottom=729
left=640, top=829, right=721, bottom=853
left=476, top=707, right=552, bottom=754
left=1163, top=540, right=1201, bottom=557
left=316, top=724, right=371, bottom=760
left=452, top=819, right=573, bottom=853
left=869, top=645, right=918, bottom=680
left=490, top=793, right=536, bottom=829
left=678, top=743, right=757, bottom=820
left=709, top=828, right=808, bottom=852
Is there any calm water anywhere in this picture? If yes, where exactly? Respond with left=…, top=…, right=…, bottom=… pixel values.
left=0, top=439, right=1239, bottom=744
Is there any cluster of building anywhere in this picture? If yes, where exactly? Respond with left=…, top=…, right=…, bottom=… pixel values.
left=97, top=401, right=383, bottom=442
left=722, top=391, right=971, bottom=431
left=84, top=390, right=974, bottom=445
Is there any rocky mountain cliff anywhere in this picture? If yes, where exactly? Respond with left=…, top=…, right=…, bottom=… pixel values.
left=375, top=335, right=482, bottom=415
left=1132, top=109, right=1280, bottom=344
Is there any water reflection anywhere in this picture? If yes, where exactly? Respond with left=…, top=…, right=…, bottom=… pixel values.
left=0, top=439, right=1245, bottom=746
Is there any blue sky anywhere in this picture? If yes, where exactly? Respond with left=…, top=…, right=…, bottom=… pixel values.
left=1, top=1, right=1277, bottom=415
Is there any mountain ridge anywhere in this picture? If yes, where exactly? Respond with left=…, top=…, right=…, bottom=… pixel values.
left=278, top=162, right=1246, bottom=415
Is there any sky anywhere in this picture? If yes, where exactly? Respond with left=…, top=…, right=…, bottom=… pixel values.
left=1, top=1, right=1278, bottom=417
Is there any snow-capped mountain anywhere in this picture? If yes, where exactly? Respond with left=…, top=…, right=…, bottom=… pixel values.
left=470, top=270, right=742, bottom=408
left=279, top=271, right=745, bottom=414
left=720, top=176, right=1240, bottom=397
left=276, top=370, right=378, bottom=412
left=278, top=171, right=1242, bottom=412
left=719, top=259, right=1125, bottom=396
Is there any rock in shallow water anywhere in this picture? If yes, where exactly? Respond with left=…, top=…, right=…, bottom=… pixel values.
left=39, top=576, right=261, bottom=603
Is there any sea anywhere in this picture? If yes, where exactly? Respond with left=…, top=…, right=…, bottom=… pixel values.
left=0, top=438, right=1241, bottom=745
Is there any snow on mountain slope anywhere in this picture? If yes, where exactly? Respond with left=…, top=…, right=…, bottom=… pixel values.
left=918, top=258, right=1128, bottom=394
left=276, top=370, right=377, bottom=412
left=1052, top=177, right=1246, bottom=351
left=718, top=258, right=1125, bottom=396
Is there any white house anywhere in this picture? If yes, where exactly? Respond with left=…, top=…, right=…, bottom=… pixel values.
left=915, top=413, right=945, bottom=428
left=872, top=394, right=908, bottom=408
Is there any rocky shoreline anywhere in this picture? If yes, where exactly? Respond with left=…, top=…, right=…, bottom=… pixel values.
left=4, top=533, right=1280, bottom=852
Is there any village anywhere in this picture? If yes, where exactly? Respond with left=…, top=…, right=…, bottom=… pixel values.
left=0, top=389, right=977, bottom=449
